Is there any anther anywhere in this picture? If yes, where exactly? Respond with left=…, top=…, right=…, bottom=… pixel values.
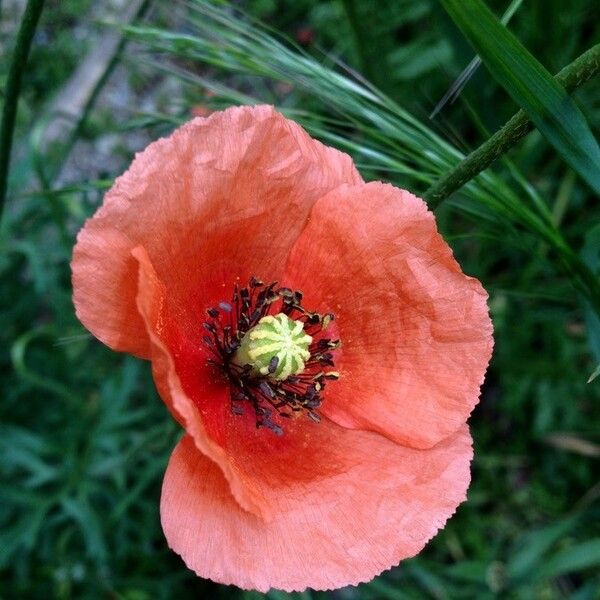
left=201, top=277, right=340, bottom=435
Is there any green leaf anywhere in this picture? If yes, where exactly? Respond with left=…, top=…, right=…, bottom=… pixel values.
left=61, top=496, right=109, bottom=563
left=445, top=560, right=489, bottom=584
left=431, top=0, right=524, bottom=118
left=532, top=539, right=600, bottom=581
left=506, top=516, right=578, bottom=582
left=587, top=363, right=600, bottom=383
left=581, top=223, right=600, bottom=363
left=364, top=578, right=415, bottom=600
left=439, top=0, right=600, bottom=194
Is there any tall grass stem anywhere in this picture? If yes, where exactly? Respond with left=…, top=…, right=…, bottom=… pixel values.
left=0, top=0, right=46, bottom=222
left=425, top=43, right=600, bottom=205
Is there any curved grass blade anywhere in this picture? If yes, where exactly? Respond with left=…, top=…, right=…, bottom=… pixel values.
left=430, top=0, right=524, bottom=118
left=587, top=363, right=600, bottom=383
left=439, top=0, right=600, bottom=194
left=532, top=539, right=600, bottom=582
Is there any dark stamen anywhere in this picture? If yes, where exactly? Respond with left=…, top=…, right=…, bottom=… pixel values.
left=201, top=277, right=339, bottom=435
left=268, top=355, right=279, bottom=374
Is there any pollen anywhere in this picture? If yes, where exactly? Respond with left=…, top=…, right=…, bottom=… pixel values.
left=233, top=313, right=313, bottom=380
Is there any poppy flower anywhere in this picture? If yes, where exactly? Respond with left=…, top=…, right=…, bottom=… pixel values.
left=72, top=105, right=493, bottom=592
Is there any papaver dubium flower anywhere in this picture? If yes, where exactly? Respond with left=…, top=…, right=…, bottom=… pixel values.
left=72, top=105, right=493, bottom=592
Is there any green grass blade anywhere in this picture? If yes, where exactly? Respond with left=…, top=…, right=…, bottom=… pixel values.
left=0, top=0, right=46, bottom=222
left=430, top=0, right=524, bottom=118
left=439, top=0, right=600, bottom=194
left=532, top=539, right=600, bottom=582
left=587, top=363, right=600, bottom=383
left=580, top=223, right=600, bottom=361
left=506, top=516, right=578, bottom=582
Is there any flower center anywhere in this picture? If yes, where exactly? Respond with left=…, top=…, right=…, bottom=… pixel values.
left=233, top=313, right=313, bottom=380
left=202, top=277, right=339, bottom=435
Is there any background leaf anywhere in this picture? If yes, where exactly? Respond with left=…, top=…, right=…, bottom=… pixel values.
left=439, top=0, right=600, bottom=194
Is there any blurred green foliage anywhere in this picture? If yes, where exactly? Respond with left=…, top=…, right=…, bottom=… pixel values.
left=1, top=0, right=599, bottom=598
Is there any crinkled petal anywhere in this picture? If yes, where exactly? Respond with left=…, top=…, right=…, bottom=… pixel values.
left=133, top=246, right=353, bottom=521
left=72, top=105, right=361, bottom=358
left=161, top=424, right=473, bottom=592
left=133, top=245, right=270, bottom=519
left=284, top=182, right=493, bottom=449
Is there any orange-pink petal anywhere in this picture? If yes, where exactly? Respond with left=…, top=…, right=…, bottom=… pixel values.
left=284, top=182, right=493, bottom=450
left=72, top=105, right=361, bottom=358
left=133, top=246, right=352, bottom=521
left=133, top=245, right=272, bottom=519
left=161, top=424, right=473, bottom=592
